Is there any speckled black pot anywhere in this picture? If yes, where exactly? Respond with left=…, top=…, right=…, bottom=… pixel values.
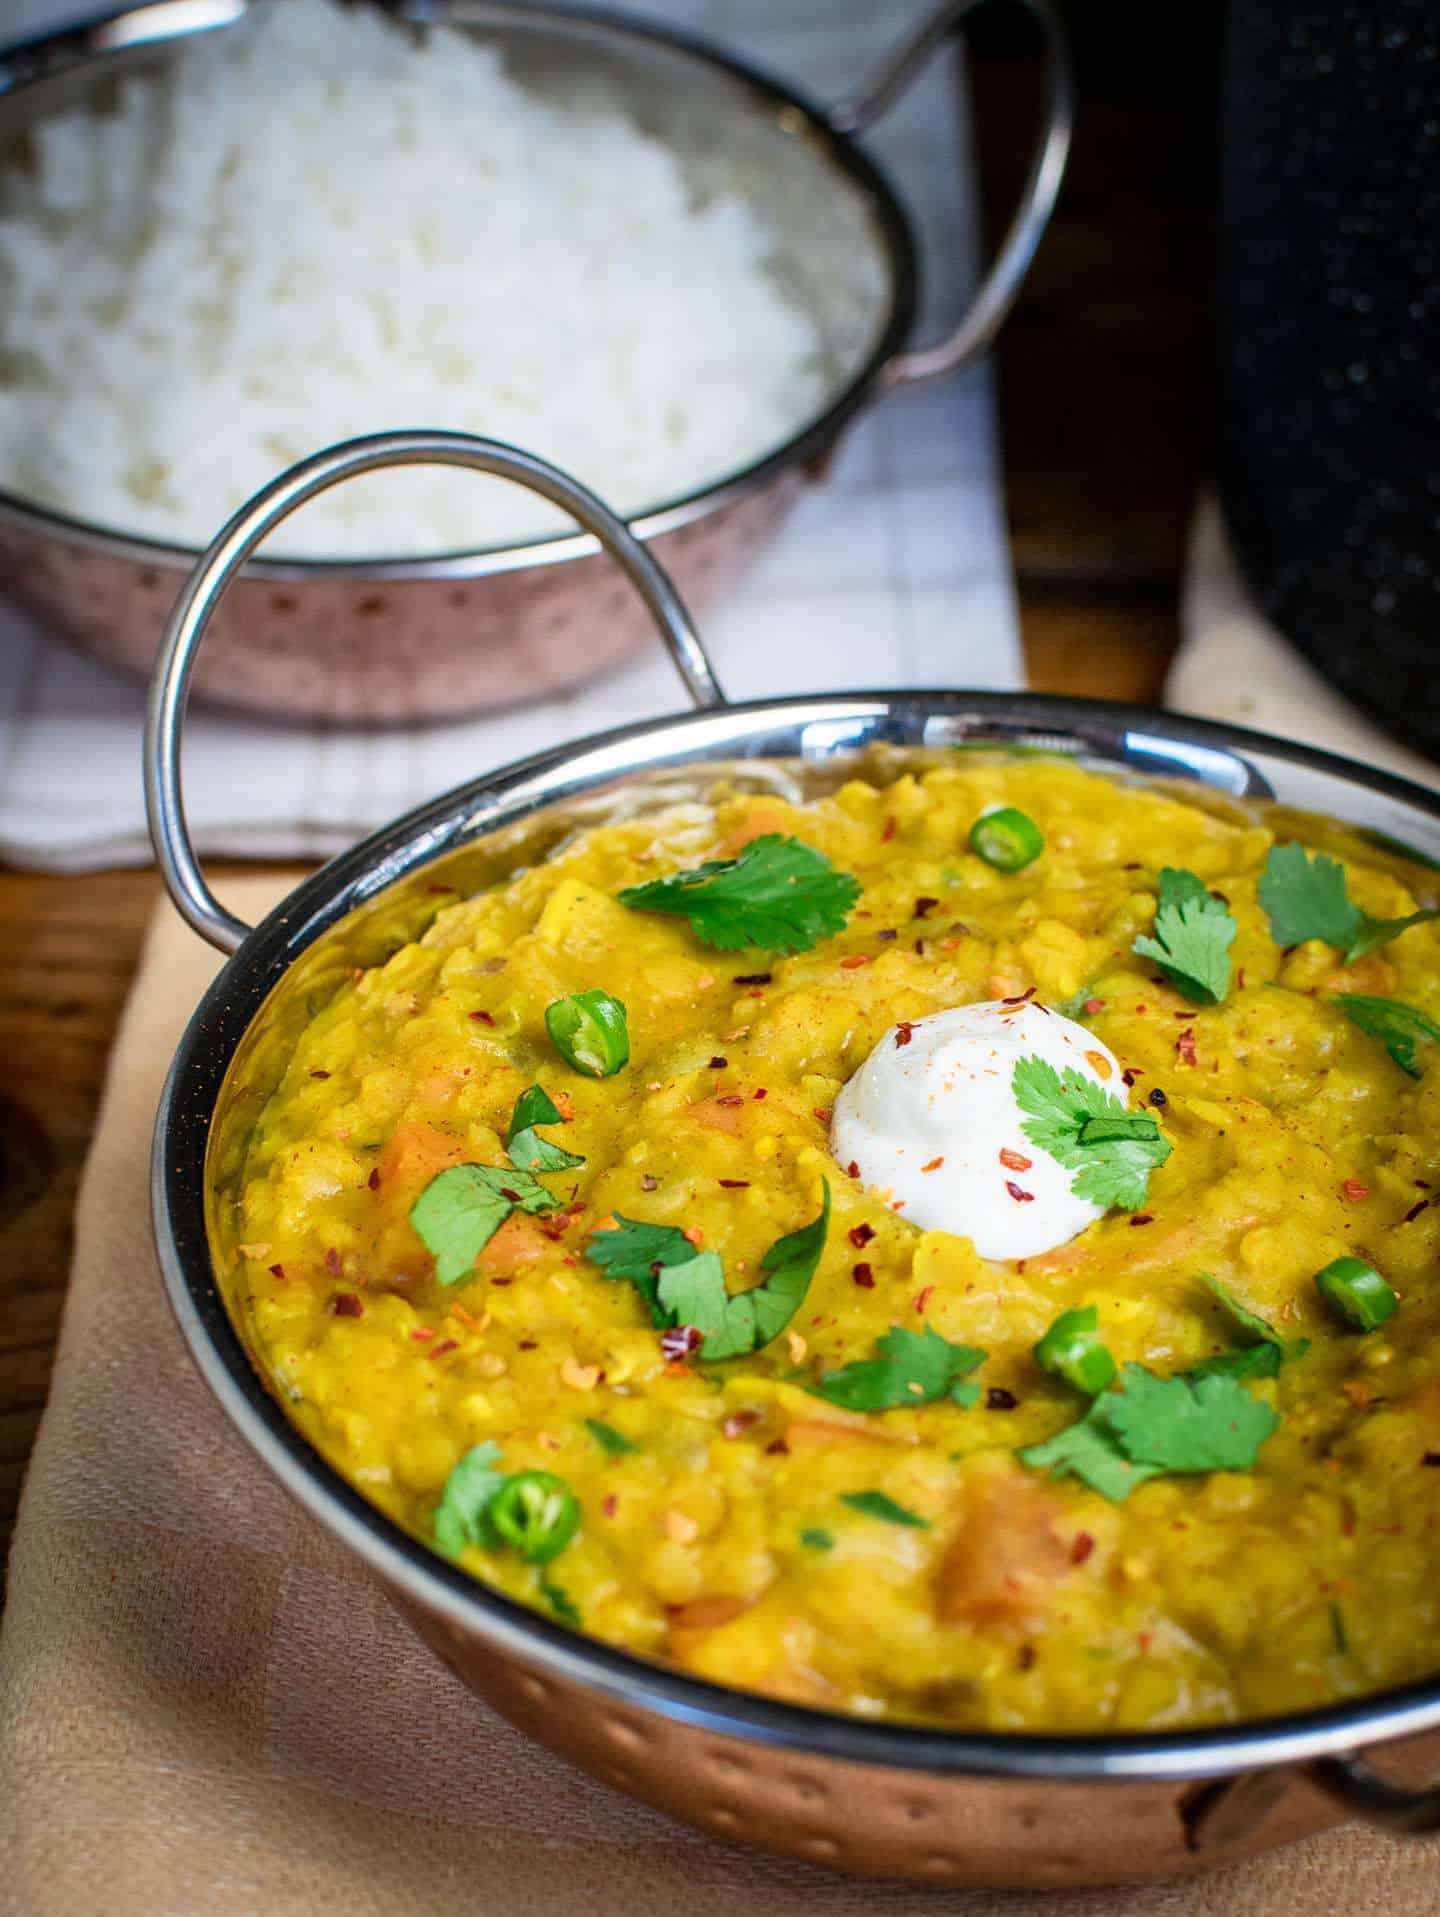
left=1219, top=0, right=1440, bottom=760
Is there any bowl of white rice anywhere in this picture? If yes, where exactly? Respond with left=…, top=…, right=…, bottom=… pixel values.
left=0, top=0, right=1068, bottom=721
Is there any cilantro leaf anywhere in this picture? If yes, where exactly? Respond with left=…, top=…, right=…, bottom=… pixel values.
left=1335, top=993, right=1440, bottom=1079
left=1259, top=843, right=1439, bottom=962
left=1187, top=1343, right=1283, bottom=1383
left=799, top=1527, right=834, bottom=1550
left=1101, top=1363, right=1278, bottom=1474
left=840, top=1489, right=928, bottom=1527
left=656, top=1251, right=738, bottom=1353
left=538, top=1577, right=582, bottom=1627
left=410, top=1164, right=557, bottom=1287
left=809, top=1323, right=986, bottom=1412
left=433, top=1442, right=507, bottom=1557
left=1012, top=1055, right=1171, bottom=1210
left=1198, top=1273, right=1309, bottom=1366
left=617, top=835, right=860, bottom=955
left=1132, top=867, right=1236, bottom=1004
left=1018, top=1399, right=1163, bottom=1502
left=1020, top=1359, right=1279, bottom=1502
left=584, top=1418, right=637, bottom=1456
left=584, top=1213, right=697, bottom=1324
left=505, top=1084, right=585, bottom=1174
left=750, top=1181, right=831, bottom=1346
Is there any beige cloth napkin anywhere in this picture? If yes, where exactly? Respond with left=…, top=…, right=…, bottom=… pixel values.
left=1171, top=501, right=1439, bottom=789
left=3, top=878, right=1440, bottom=1912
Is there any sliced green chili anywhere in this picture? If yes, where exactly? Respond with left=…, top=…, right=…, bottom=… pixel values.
left=487, top=1471, right=581, bottom=1563
left=969, top=806, right=1044, bottom=872
left=1314, top=1255, right=1399, bottom=1332
left=544, top=989, right=630, bottom=1078
left=1033, top=1304, right=1117, bottom=1396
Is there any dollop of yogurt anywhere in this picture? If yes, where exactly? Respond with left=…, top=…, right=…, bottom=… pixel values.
left=830, top=1000, right=1123, bottom=1261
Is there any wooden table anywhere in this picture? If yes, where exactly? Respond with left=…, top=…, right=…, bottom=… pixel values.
left=0, top=11, right=1217, bottom=1585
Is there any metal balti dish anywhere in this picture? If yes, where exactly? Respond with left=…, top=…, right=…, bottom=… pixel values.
left=0, top=0, right=1068, bottom=724
left=144, top=431, right=1440, bottom=1887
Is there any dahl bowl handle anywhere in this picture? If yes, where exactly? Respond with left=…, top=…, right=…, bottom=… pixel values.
left=143, top=429, right=724, bottom=955
left=1306, top=1752, right=1440, bottom=1835
left=832, top=0, right=1073, bottom=385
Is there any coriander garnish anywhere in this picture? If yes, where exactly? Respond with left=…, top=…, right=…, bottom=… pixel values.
left=584, top=1418, right=637, bottom=1457
left=1258, top=842, right=1439, bottom=962
left=808, top=1323, right=986, bottom=1413
left=1019, top=1362, right=1279, bottom=1504
left=1132, top=867, right=1236, bottom=1005
left=839, top=1489, right=928, bottom=1528
left=433, top=1446, right=583, bottom=1567
left=410, top=1163, right=557, bottom=1286
left=585, top=1183, right=830, bottom=1361
left=1334, top=993, right=1440, bottom=1079
left=505, top=1083, right=584, bottom=1172
left=1013, top=1054, right=1171, bottom=1210
left=617, top=835, right=860, bottom=955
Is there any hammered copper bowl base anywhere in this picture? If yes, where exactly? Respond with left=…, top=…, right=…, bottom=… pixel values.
left=396, top=1584, right=1370, bottom=1887
left=0, top=475, right=802, bottom=724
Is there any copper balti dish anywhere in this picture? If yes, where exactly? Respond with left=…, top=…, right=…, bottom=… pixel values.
left=146, top=431, right=1440, bottom=1889
left=0, top=0, right=1068, bottom=724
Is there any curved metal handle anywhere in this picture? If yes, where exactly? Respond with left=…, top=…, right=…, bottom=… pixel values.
left=143, top=429, right=723, bottom=956
left=1307, top=1752, right=1440, bottom=1836
left=832, top=0, right=1073, bottom=386
left=0, top=0, right=246, bottom=99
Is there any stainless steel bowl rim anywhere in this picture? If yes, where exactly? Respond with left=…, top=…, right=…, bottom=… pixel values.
left=0, top=0, right=1038, bottom=575
left=152, top=682, right=1440, bottom=1788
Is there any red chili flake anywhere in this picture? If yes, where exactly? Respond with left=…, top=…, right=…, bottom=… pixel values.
left=1342, top=1180, right=1371, bottom=1203
left=715, top=1094, right=745, bottom=1108
left=913, top=938, right=928, bottom=957
left=603, top=1494, right=619, bottom=1517
left=477, top=957, right=507, bottom=974
left=640, top=1174, right=659, bottom=1192
left=846, top=1160, right=860, bottom=1179
left=1237, top=968, right=1247, bottom=990
left=367, top=1167, right=381, bottom=1191
left=1418, top=1180, right=1433, bottom=1190
left=718, top=1178, right=750, bottom=1189
left=986, top=1387, right=1018, bottom=1411
left=330, top=1292, right=363, bottom=1317
left=518, top=1339, right=539, bottom=1350
left=1137, top=1631, right=1155, bottom=1655
left=268, top=1262, right=287, bottom=1281
left=999, top=1147, right=1032, bottom=1172
left=1148, top=1086, right=1167, bottom=1106
left=921, top=1156, right=945, bottom=1174
left=1002, top=987, right=1038, bottom=1005
left=309, top=1068, right=331, bottom=1080
left=428, top=1338, right=459, bottom=1358
left=894, top=1022, right=915, bottom=1048
left=765, top=1437, right=790, bottom=1455
left=1136, top=1003, right=1148, bottom=1015
left=539, top=1213, right=571, bottom=1240
left=661, top=1325, right=703, bottom=1362
left=1423, top=1453, right=1440, bottom=1468
left=813, top=1106, right=833, bottom=1124
left=684, top=1227, right=705, bottom=1246
left=498, top=1187, right=521, bottom=1203
left=1083, top=997, right=1106, bottom=1014
left=913, top=1284, right=934, bottom=1315
left=1129, top=1213, right=1155, bottom=1227
left=1404, top=1198, right=1431, bottom=1224
left=733, top=973, right=772, bottom=986
left=852, top=1262, right=875, bottom=1288
left=877, top=928, right=898, bottom=942
left=1005, top=1181, right=1036, bottom=1203
left=839, top=954, right=872, bottom=970
left=1175, top=1009, right=1198, bottom=1020
left=324, top=1247, right=342, bottom=1277
left=708, top=1056, right=728, bottom=1069
left=1123, top=861, right=1143, bottom=870
left=881, top=816, right=897, bottom=842
left=849, top=1222, right=876, bottom=1248
left=1070, top=1532, right=1095, bottom=1565
left=489, top=1278, right=512, bottom=1288
left=723, top=1410, right=760, bottom=1438
left=1175, top=1029, right=1198, bottom=1066
left=753, top=1087, right=768, bottom=1101
left=914, top=897, right=940, bottom=919
left=469, top=1009, right=496, bottom=1026
left=411, top=1326, right=435, bottom=1342
left=426, top=883, right=456, bottom=894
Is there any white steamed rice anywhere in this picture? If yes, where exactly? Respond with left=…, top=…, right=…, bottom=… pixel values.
left=0, top=0, right=873, bottom=558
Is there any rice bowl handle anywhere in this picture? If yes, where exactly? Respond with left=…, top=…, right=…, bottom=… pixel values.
left=830, top=0, right=1073, bottom=385
left=143, top=430, right=727, bottom=955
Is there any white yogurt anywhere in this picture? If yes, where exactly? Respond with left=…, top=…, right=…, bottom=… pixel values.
left=830, top=1000, right=1124, bottom=1261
